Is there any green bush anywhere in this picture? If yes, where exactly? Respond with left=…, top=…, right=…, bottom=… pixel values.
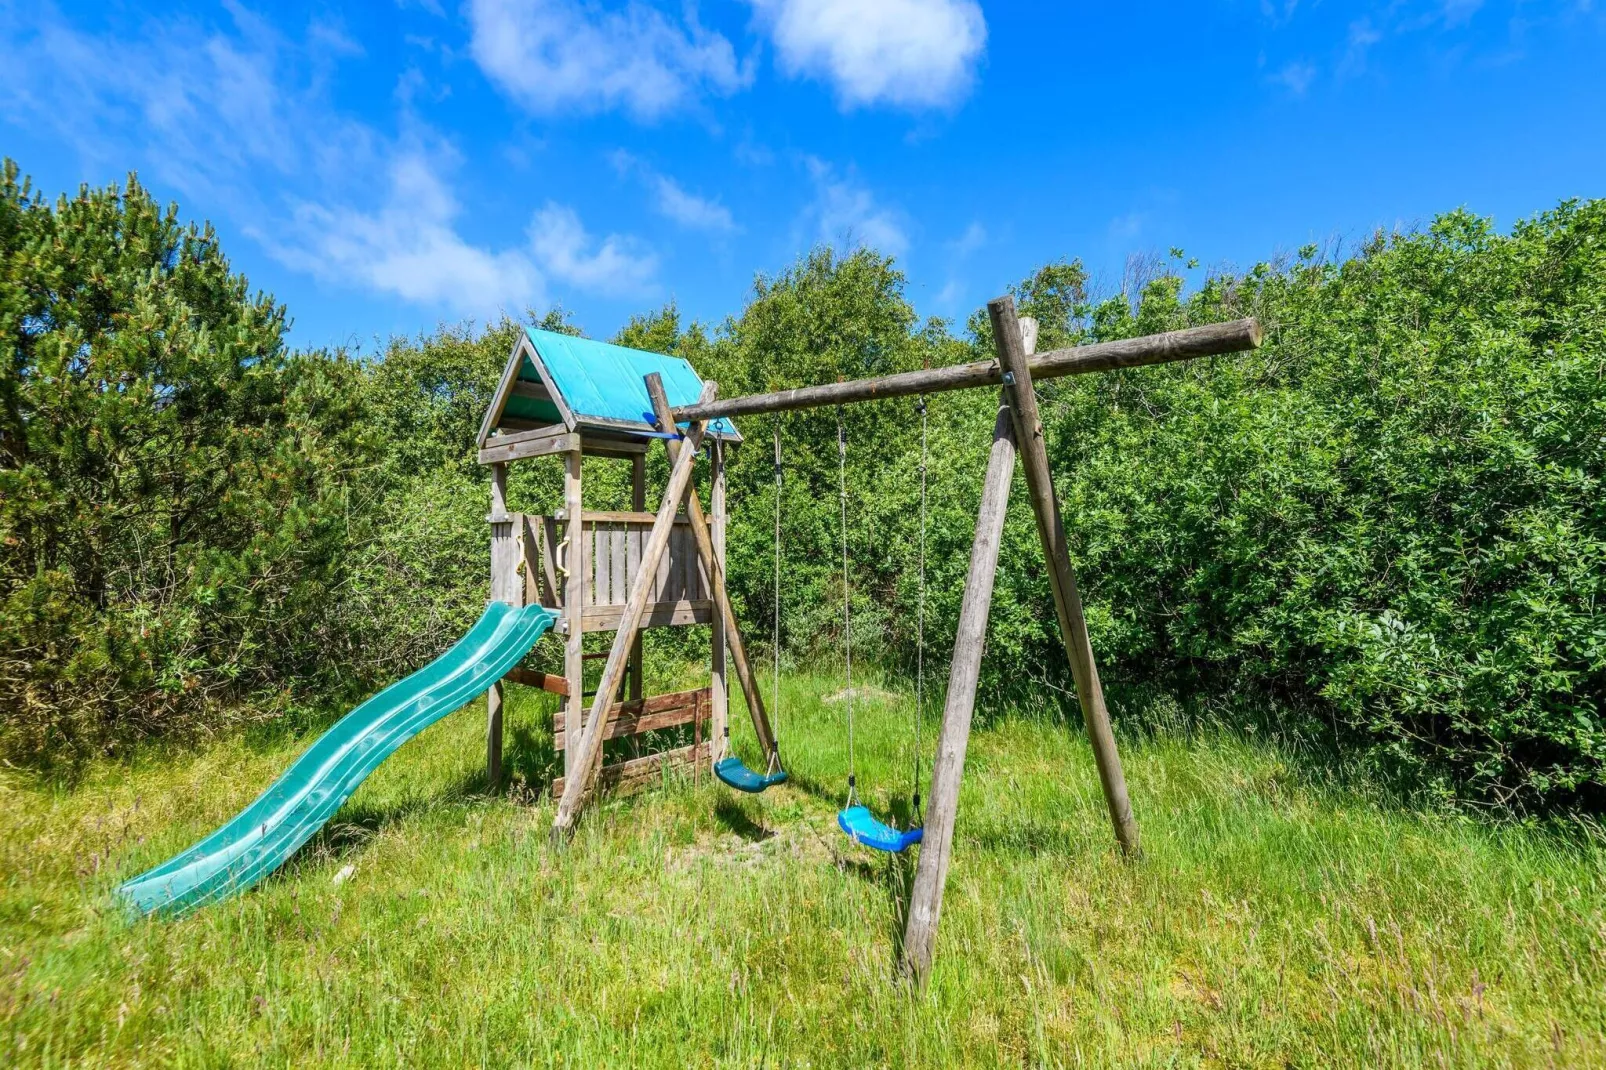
left=4, top=156, right=1601, bottom=808
left=1045, top=203, right=1606, bottom=806
left=0, top=163, right=376, bottom=763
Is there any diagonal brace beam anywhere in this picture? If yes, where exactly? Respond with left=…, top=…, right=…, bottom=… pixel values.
left=644, top=374, right=779, bottom=761
left=549, top=381, right=717, bottom=843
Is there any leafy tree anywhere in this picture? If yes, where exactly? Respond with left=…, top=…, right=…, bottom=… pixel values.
left=0, top=162, right=373, bottom=763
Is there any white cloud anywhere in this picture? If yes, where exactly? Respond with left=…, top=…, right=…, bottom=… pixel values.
left=278, top=149, right=544, bottom=315
left=748, top=0, right=986, bottom=109
left=1441, top=0, right=1485, bottom=28
left=805, top=159, right=908, bottom=257
left=0, top=5, right=660, bottom=320
left=651, top=175, right=736, bottom=232
left=1271, top=60, right=1317, bottom=95
left=530, top=204, right=659, bottom=295
left=932, top=221, right=985, bottom=311
left=948, top=221, right=986, bottom=257
left=612, top=151, right=737, bottom=232
left=468, top=0, right=749, bottom=120
left=1108, top=211, right=1147, bottom=242
left=1339, top=18, right=1383, bottom=77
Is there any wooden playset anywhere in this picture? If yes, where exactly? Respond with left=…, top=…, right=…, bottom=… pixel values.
left=475, top=299, right=1261, bottom=985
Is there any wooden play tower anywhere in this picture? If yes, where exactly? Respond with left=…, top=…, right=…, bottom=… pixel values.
left=475, top=329, right=774, bottom=802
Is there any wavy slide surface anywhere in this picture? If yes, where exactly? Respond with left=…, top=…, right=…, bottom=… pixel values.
left=118, top=602, right=555, bottom=916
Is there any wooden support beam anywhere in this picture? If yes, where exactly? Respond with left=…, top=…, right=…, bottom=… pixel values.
left=580, top=599, right=713, bottom=632
left=562, top=450, right=585, bottom=777
left=645, top=374, right=778, bottom=762
left=553, top=687, right=711, bottom=748
left=672, top=318, right=1262, bottom=423
left=629, top=453, right=646, bottom=704
left=485, top=424, right=569, bottom=450
left=557, top=510, right=691, bottom=525
left=550, top=382, right=719, bottom=843
left=487, top=462, right=513, bottom=789
left=580, top=436, right=651, bottom=458
left=478, top=429, right=580, bottom=466
left=504, top=667, right=569, bottom=696
left=901, top=402, right=1019, bottom=988
left=551, top=741, right=710, bottom=800
left=990, top=295, right=1140, bottom=856
left=709, top=415, right=729, bottom=758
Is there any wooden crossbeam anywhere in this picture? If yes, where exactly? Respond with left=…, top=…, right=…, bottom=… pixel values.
left=553, top=688, right=709, bottom=749
left=552, top=741, right=710, bottom=799
left=672, top=319, right=1261, bottom=423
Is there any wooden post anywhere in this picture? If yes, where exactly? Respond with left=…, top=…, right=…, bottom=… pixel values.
left=628, top=453, right=646, bottom=703
left=644, top=375, right=778, bottom=762
left=989, top=295, right=1140, bottom=856
left=901, top=402, right=1018, bottom=987
left=562, top=449, right=585, bottom=777
left=550, top=383, right=717, bottom=842
left=487, top=462, right=513, bottom=788
left=709, top=435, right=729, bottom=762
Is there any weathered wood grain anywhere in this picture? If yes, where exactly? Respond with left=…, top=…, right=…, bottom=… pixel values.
left=900, top=401, right=1018, bottom=989
left=645, top=375, right=778, bottom=763
left=551, top=741, right=710, bottom=800
left=504, top=667, right=570, bottom=696
left=478, top=430, right=580, bottom=466
left=672, top=318, right=1261, bottom=423
left=991, top=295, right=1141, bottom=856
left=550, top=382, right=718, bottom=842
left=562, top=449, right=585, bottom=776
left=552, top=687, right=711, bottom=748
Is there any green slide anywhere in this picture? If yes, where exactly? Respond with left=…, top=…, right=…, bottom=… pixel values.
left=117, top=602, right=555, bottom=917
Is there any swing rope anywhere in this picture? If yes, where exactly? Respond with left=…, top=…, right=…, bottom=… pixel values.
left=710, top=427, right=788, bottom=794
left=831, top=400, right=926, bottom=854
left=769, top=419, right=783, bottom=775
left=913, top=394, right=928, bottom=822
left=838, top=405, right=856, bottom=807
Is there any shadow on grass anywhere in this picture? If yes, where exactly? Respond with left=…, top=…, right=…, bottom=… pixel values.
left=274, top=762, right=492, bottom=880
left=505, top=722, right=561, bottom=798
left=713, top=797, right=775, bottom=842
left=779, top=761, right=922, bottom=943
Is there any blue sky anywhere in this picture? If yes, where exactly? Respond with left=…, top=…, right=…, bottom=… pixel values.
left=3, top=1, right=1602, bottom=351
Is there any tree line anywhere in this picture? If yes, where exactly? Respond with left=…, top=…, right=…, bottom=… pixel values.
left=3, top=159, right=1602, bottom=809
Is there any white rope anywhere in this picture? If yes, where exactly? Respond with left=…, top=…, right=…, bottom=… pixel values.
left=712, top=435, right=731, bottom=762
left=770, top=420, right=782, bottom=774
left=838, top=407, right=855, bottom=806
left=914, top=395, right=927, bottom=819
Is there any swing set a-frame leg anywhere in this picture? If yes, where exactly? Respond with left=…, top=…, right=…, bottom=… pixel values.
left=902, top=302, right=1142, bottom=988
left=990, top=296, right=1141, bottom=858
left=901, top=401, right=1017, bottom=987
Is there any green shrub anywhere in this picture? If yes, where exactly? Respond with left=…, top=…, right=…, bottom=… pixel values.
left=0, top=163, right=376, bottom=763
left=5, top=154, right=1601, bottom=809
left=1045, top=203, right=1606, bottom=806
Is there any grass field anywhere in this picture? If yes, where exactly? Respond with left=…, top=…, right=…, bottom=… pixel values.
left=3, top=672, right=1604, bottom=1067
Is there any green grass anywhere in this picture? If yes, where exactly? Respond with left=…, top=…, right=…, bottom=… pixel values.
left=3, top=673, right=1604, bottom=1067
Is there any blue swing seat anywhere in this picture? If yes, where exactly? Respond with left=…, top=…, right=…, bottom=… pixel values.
left=714, top=756, right=788, bottom=793
left=837, top=805, right=924, bottom=853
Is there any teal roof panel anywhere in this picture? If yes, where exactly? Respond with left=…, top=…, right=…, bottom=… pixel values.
left=523, top=327, right=738, bottom=439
